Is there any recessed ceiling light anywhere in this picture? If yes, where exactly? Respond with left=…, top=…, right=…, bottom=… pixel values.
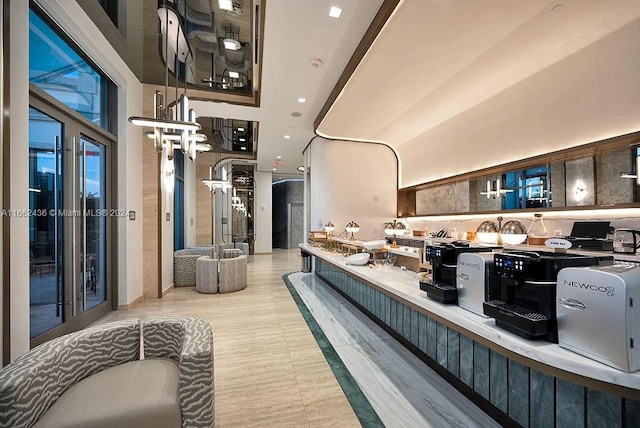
left=239, top=138, right=246, bottom=142
left=240, top=147, right=246, bottom=150
left=272, top=168, right=277, bottom=171
left=229, top=71, right=240, bottom=78
left=237, top=127, right=245, bottom=131
left=218, top=0, right=233, bottom=11
left=291, top=112, right=302, bottom=117
left=329, top=6, right=342, bottom=18
left=298, top=98, right=306, bottom=103
left=284, top=135, right=290, bottom=139
left=276, top=156, right=282, bottom=160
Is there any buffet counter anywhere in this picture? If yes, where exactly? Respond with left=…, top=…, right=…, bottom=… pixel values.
left=300, top=243, right=640, bottom=427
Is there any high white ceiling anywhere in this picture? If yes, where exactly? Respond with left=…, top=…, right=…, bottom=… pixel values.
left=316, top=0, right=640, bottom=186
left=319, top=0, right=640, bottom=144
left=194, top=0, right=640, bottom=185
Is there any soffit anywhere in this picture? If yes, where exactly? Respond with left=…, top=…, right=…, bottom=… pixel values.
left=317, top=0, right=640, bottom=148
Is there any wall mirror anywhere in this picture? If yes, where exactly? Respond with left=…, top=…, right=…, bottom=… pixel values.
left=399, top=131, right=640, bottom=217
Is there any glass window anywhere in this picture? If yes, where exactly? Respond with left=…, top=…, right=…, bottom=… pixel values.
left=502, top=166, right=549, bottom=210
left=29, top=8, right=113, bottom=132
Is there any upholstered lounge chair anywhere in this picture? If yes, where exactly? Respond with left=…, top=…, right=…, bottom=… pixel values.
left=174, top=246, right=217, bottom=286
left=196, top=256, right=218, bottom=294
left=218, top=242, right=249, bottom=255
left=218, top=254, right=247, bottom=294
left=0, top=316, right=214, bottom=428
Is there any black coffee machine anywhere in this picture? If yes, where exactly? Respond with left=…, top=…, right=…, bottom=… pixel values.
left=483, top=250, right=613, bottom=342
left=420, top=241, right=500, bottom=304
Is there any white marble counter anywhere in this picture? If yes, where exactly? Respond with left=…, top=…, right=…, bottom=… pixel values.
left=300, top=243, right=640, bottom=392
left=386, top=246, right=420, bottom=259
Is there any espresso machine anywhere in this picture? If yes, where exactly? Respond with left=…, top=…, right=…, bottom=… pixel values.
left=483, top=250, right=612, bottom=342
left=420, top=242, right=499, bottom=304
left=557, top=265, right=640, bottom=372
left=456, top=253, right=500, bottom=317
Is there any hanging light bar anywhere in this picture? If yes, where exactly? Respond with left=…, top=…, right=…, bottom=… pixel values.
left=144, top=131, right=208, bottom=143
left=128, top=117, right=201, bottom=132
left=128, top=1, right=203, bottom=162
left=202, top=165, right=231, bottom=192
left=202, top=179, right=233, bottom=190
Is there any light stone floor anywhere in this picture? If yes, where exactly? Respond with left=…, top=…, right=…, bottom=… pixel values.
left=100, top=249, right=360, bottom=427
left=289, top=271, right=500, bottom=428
left=99, top=249, right=498, bottom=427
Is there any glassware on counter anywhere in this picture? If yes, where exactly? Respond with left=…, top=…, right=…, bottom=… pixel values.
left=527, top=213, right=549, bottom=245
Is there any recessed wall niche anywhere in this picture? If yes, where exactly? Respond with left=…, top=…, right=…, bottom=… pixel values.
left=416, top=181, right=469, bottom=214
left=565, top=156, right=595, bottom=207
left=398, top=131, right=640, bottom=217
left=596, top=146, right=634, bottom=205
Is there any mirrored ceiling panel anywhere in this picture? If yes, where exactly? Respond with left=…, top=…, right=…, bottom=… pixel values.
left=145, top=0, right=259, bottom=101
left=199, top=116, right=257, bottom=158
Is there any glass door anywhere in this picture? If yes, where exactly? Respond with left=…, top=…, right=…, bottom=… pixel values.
left=28, top=107, right=66, bottom=339
left=29, top=101, right=113, bottom=346
left=77, top=136, right=108, bottom=313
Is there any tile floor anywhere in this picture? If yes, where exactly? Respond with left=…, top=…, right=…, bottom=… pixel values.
left=288, top=271, right=500, bottom=428
left=99, top=249, right=498, bottom=427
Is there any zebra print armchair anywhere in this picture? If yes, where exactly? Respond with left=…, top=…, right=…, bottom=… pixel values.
left=0, top=316, right=214, bottom=428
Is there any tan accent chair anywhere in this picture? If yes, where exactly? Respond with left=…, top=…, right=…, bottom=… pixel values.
left=218, top=254, right=247, bottom=294
left=196, top=256, right=218, bottom=294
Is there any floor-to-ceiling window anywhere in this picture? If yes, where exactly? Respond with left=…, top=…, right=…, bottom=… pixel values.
left=29, top=6, right=116, bottom=346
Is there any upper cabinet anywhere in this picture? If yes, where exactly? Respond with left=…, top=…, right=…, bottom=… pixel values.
left=399, top=132, right=640, bottom=217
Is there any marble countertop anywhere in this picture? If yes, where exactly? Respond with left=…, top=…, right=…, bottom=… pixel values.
left=300, top=243, right=640, bottom=391
left=386, top=246, right=420, bottom=259
left=393, top=236, right=640, bottom=264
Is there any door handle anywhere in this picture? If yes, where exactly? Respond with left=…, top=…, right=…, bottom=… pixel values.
left=71, top=136, right=77, bottom=317
left=558, top=297, right=586, bottom=310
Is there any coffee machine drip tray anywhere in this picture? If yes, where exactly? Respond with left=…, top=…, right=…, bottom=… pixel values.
left=483, top=300, right=551, bottom=339
left=419, top=280, right=457, bottom=304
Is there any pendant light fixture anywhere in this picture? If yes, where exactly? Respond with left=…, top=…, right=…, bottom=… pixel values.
left=128, top=0, right=209, bottom=162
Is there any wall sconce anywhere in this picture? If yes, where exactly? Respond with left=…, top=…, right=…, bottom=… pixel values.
left=345, top=221, right=360, bottom=240
left=384, top=219, right=407, bottom=248
left=480, top=179, right=513, bottom=199
left=324, top=222, right=335, bottom=236
left=574, top=180, right=586, bottom=201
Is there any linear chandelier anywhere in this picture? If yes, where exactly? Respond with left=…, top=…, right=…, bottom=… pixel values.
left=480, top=179, right=514, bottom=199
left=128, top=0, right=210, bottom=162
left=202, top=164, right=232, bottom=192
